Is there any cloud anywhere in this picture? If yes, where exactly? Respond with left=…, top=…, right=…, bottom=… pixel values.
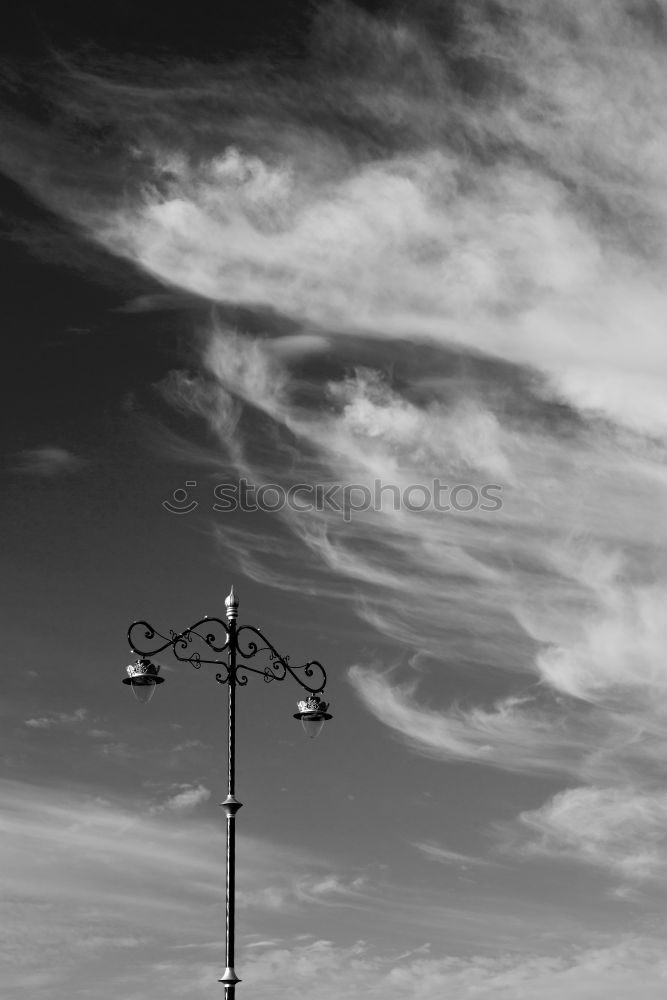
left=12, top=447, right=83, bottom=476
left=156, top=783, right=211, bottom=811
left=25, top=708, right=88, bottom=729
left=508, top=785, right=667, bottom=882
left=156, top=367, right=240, bottom=439
left=229, top=934, right=667, bottom=1000
left=235, top=872, right=368, bottom=913
left=347, top=664, right=595, bottom=778
left=412, top=841, right=494, bottom=869
left=0, top=776, right=642, bottom=998
left=193, top=337, right=667, bottom=792
left=6, top=1, right=667, bottom=433
left=0, top=777, right=381, bottom=936
left=4, top=1, right=667, bottom=644
left=0, top=776, right=384, bottom=996
left=295, top=873, right=369, bottom=903
left=51, top=931, right=667, bottom=1000
left=531, top=570, right=667, bottom=705
left=170, top=739, right=208, bottom=752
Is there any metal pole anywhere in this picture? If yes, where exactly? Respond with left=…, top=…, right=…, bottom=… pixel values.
left=219, top=593, right=242, bottom=996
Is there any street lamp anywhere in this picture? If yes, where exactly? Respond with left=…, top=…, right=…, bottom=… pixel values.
left=123, top=586, right=332, bottom=998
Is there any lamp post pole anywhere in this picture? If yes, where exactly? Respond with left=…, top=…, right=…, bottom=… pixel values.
left=221, top=592, right=241, bottom=996
left=123, top=587, right=332, bottom=998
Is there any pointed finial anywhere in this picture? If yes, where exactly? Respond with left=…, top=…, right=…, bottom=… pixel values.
left=225, top=586, right=239, bottom=621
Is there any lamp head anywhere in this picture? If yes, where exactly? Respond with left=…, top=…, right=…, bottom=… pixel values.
left=294, top=695, right=332, bottom=739
left=122, top=657, right=164, bottom=704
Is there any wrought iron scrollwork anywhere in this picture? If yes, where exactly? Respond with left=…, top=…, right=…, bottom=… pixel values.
left=234, top=626, right=326, bottom=693
left=128, top=617, right=231, bottom=672
left=128, top=621, right=174, bottom=656
left=128, top=618, right=326, bottom=694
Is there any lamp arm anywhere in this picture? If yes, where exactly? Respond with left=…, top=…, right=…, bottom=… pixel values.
left=128, top=617, right=231, bottom=669
left=127, top=619, right=327, bottom=694
left=234, top=625, right=327, bottom=694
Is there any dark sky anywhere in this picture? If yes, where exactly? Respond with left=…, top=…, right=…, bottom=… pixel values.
left=2, top=1, right=314, bottom=56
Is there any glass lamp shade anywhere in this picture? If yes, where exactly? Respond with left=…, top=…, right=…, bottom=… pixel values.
left=130, top=677, right=159, bottom=704
left=300, top=713, right=327, bottom=740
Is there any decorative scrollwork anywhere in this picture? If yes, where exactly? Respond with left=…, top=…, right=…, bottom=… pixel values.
left=235, top=629, right=261, bottom=659
left=234, top=627, right=326, bottom=693
left=183, top=618, right=231, bottom=654
left=128, top=621, right=176, bottom=656
left=171, top=628, right=193, bottom=655
left=128, top=618, right=326, bottom=694
left=129, top=618, right=231, bottom=666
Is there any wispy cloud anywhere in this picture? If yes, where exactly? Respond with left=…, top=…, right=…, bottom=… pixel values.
left=154, top=783, right=211, bottom=812
left=225, top=934, right=667, bottom=1000
left=5, top=2, right=667, bottom=430
left=170, top=739, right=208, bottom=752
left=12, top=446, right=83, bottom=476
left=0, top=774, right=638, bottom=997
left=347, top=664, right=595, bottom=778
left=25, top=708, right=88, bottom=729
left=0, top=777, right=381, bottom=939
left=236, top=872, right=368, bottom=913
left=506, top=785, right=667, bottom=883
left=62, top=932, right=667, bottom=1000
left=412, top=841, right=494, bottom=869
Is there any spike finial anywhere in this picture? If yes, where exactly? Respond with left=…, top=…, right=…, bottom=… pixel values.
left=225, top=586, right=239, bottom=621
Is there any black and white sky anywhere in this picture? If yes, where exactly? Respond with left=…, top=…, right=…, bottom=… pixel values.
left=4, top=1, right=667, bottom=997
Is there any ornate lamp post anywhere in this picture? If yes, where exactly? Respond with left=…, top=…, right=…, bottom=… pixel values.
left=123, top=587, right=332, bottom=997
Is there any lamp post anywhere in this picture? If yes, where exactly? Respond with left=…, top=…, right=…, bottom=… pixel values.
left=123, top=586, right=332, bottom=998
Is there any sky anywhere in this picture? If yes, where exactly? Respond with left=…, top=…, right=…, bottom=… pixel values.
left=3, top=0, right=667, bottom=997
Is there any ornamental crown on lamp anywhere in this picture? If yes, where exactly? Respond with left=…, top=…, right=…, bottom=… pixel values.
left=297, top=695, right=329, bottom=715
left=126, top=657, right=161, bottom=680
